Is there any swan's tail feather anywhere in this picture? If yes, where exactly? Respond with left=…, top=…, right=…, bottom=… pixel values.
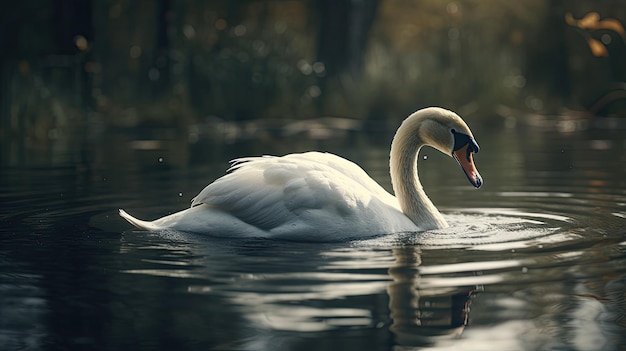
left=119, top=209, right=162, bottom=230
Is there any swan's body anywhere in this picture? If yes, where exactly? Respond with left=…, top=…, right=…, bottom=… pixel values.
left=120, top=107, right=482, bottom=241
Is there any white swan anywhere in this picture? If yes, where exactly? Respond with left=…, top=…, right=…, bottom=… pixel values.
left=120, top=107, right=482, bottom=241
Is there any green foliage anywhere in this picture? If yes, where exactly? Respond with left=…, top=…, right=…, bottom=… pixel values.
left=1, top=0, right=625, bottom=142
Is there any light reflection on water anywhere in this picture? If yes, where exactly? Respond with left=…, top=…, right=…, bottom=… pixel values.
left=110, top=206, right=625, bottom=350
left=1, top=123, right=626, bottom=350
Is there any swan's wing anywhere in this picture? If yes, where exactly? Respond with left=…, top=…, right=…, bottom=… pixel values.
left=190, top=152, right=400, bottom=234
left=294, top=152, right=396, bottom=200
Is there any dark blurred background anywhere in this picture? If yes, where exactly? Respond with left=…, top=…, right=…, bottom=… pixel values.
left=0, top=0, right=624, bottom=146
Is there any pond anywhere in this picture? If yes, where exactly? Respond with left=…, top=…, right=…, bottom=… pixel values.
left=1, top=114, right=625, bottom=350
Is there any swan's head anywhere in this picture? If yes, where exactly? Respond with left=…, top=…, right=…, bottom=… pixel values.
left=412, top=107, right=483, bottom=188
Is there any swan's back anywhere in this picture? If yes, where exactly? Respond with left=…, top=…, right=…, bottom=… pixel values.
left=187, top=152, right=415, bottom=240
left=193, top=152, right=396, bottom=207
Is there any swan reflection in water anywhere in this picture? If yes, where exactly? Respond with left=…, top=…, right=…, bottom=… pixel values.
left=387, top=246, right=475, bottom=347
left=118, top=230, right=480, bottom=349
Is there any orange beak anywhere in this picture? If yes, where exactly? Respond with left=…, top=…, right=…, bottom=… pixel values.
left=453, top=144, right=483, bottom=188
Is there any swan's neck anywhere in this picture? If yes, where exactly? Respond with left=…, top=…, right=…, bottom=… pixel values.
left=389, top=122, right=448, bottom=230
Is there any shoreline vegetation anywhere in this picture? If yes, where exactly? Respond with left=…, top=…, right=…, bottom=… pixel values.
left=1, top=1, right=624, bottom=144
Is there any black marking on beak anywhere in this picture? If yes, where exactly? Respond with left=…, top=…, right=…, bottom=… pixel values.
left=451, top=129, right=480, bottom=160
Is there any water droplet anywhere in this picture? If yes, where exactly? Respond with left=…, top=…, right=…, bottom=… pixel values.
left=74, top=35, right=89, bottom=51
left=178, top=192, right=183, bottom=197
left=274, top=22, right=287, bottom=34
left=307, top=85, right=321, bottom=98
left=129, top=45, right=142, bottom=59
left=448, top=27, right=460, bottom=41
left=298, top=60, right=313, bottom=75
left=233, top=24, right=247, bottom=36
left=312, top=61, right=326, bottom=76
left=158, top=157, right=164, bottom=163
left=183, top=24, right=195, bottom=39
left=215, top=18, right=227, bottom=31
left=423, top=155, right=428, bottom=160
left=148, top=68, right=160, bottom=81
left=521, top=267, right=528, bottom=273
left=446, top=2, right=459, bottom=15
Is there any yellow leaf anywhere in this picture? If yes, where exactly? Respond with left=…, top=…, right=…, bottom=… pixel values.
left=579, top=12, right=600, bottom=29
left=588, top=38, right=608, bottom=57
left=598, top=18, right=626, bottom=37
left=565, top=12, right=577, bottom=26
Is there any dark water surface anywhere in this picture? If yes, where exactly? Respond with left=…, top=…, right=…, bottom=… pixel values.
left=1, top=117, right=626, bottom=350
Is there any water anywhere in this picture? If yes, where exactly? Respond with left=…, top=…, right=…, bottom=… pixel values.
left=1, top=117, right=626, bottom=350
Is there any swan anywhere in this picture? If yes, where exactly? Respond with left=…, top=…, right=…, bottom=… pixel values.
left=119, top=107, right=482, bottom=241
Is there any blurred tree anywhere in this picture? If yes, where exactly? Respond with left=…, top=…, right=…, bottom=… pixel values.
left=315, top=0, right=379, bottom=79
left=524, top=0, right=571, bottom=111
left=53, top=0, right=94, bottom=107
left=151, top=0, right=171, bottom=98
left=0, top=0, right=93, bottom=137
left=3, top=0, right=624, bottom=137
left=53, top=0, right=93, bottom=54
left=314, top=0, right=378, bottom=115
